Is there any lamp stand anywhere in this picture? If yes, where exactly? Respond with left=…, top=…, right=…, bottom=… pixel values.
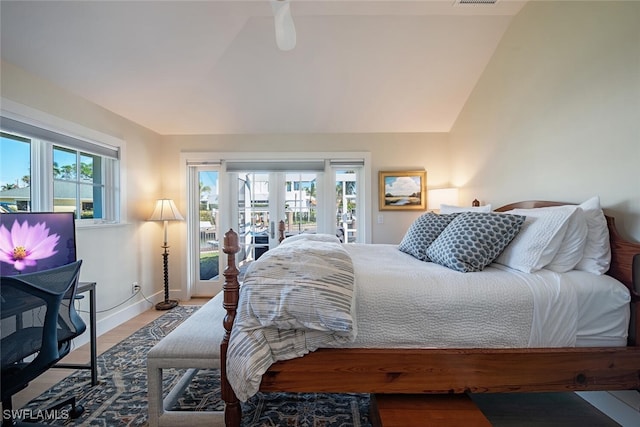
left=156, top=244, right=178, bottom=310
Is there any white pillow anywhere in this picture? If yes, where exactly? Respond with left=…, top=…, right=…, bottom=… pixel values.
left=440, top=204, right=492, bottom=214
left=494, top=205, right=578, bottom=273
left=545, top=207, right=588, bottom=272
left=574, top=196, right=611, bottom=274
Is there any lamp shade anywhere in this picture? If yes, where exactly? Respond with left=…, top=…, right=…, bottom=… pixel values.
left=428, top=188, right=459, bottom=211
left=148, top=199, right=184, bottom=221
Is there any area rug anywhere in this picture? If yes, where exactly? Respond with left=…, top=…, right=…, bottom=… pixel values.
left=21, top=306, right=371, bottom=426
left=22, top=306, right=622, bottom=426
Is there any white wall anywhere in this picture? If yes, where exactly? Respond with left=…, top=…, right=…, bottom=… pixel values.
left=450, top=1, right=640, bottom=242
left=447, top=4, right=640, bottom=419
left=1, top=61, right=167, bottom=333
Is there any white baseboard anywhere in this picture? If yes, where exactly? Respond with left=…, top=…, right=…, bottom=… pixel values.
left=576, top=391, right=640, bottom=427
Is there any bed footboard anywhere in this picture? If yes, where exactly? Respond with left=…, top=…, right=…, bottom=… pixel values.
left=220, top=230, right=241, bottom=427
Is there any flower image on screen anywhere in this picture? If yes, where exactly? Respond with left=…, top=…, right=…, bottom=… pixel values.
left=0, top=212, right=76, bottom=276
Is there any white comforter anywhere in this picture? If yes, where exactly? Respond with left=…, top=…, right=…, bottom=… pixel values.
left=345, top=244, right=587, bottom=348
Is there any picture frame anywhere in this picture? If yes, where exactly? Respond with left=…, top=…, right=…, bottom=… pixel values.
left=378, top=170, right=427, bottom=211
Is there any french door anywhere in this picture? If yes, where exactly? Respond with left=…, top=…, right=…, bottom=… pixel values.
left=190, top=167, right=221, bottom=297
left=232, top=171, right=320, bottom=265
left=186, top=153, right=370, bottom=297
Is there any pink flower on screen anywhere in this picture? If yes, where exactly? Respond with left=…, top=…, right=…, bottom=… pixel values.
left=0, top=219, right=60, bottom=271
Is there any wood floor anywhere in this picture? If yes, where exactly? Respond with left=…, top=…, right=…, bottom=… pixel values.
left=8, top=297, right=210, bottom=410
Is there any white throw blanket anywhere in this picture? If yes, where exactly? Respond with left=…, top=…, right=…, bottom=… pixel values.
left=227, top=236, right=355, bottom=401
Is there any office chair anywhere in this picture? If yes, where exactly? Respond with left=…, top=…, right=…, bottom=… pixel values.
left=1, top=260, right=86, bottom=427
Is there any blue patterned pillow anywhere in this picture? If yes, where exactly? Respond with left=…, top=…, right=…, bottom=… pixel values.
left=426, top=212, right=526, bottom=272
left=398, top=213, right=460, bottom=261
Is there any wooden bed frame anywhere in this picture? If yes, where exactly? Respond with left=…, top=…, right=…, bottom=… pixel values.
left=220, top=201, right=640, bottom=427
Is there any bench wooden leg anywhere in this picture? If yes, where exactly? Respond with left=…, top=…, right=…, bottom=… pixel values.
left=370, top=394, right=492, bottom=427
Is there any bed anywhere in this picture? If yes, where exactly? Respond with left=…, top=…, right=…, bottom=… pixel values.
left=219, top=200, right=640, bottom=427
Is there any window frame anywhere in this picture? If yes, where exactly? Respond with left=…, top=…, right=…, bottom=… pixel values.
left=1, top=99, right=125, bottom=226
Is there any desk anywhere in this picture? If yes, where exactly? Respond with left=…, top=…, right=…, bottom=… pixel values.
left=53, top=281, right=98, bottom=386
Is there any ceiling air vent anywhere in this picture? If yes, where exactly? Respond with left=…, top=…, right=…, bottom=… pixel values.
left=455, top=0, right=499, bottom=5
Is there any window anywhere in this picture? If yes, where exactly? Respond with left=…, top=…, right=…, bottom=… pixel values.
left=53, top=146, right=110, bottom=219
left=0, top=133, right=30, bottom=212
left=1, top=117, right=120, bottom=223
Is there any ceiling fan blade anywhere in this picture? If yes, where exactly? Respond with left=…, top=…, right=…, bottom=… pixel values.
left=271, top=0, right=296, bottom=51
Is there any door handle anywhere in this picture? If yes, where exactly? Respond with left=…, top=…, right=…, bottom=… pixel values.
left=270, top=221, right=275, bottom=239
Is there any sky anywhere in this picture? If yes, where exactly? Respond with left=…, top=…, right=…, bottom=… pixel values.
left=385, top=176, right=421, bottom=196
left=200, top=170, right=218, bottom=203
left=0, top=135, right=30, bottom=188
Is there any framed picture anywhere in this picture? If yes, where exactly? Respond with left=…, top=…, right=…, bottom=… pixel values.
left=379, top=170, right=427, bottom=211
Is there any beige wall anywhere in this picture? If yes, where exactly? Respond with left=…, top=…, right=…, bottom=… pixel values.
left=1, top=59, right=452, bottom=316
left=162, top=132, right=451, bottom=247
left=2, top=0, right=638, bottom=322
left=450, top=1, right=640, bottom=242
left=1, top=61, right=166, bottom=329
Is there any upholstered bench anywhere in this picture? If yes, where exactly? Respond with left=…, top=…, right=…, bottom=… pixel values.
left=147, top=292, right=225, bottom=427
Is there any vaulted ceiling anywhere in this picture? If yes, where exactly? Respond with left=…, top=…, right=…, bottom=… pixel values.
left=0, top=0, right=527, bottom=135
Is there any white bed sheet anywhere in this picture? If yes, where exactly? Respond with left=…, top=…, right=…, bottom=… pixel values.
left=343, top=244, right=629, bottom=349
left=568, top=270, right=631, bottom=346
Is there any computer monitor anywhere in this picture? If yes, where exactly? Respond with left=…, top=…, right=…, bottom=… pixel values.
left=0, top=212, right=77, bottom=276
